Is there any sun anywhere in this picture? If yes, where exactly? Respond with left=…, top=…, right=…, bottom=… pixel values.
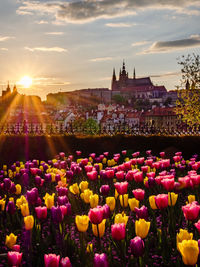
left=18, top=76, right=33, bottom=88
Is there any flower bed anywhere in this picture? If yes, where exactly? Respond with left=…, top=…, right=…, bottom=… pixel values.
left=0, top=150, right=200, bottom=266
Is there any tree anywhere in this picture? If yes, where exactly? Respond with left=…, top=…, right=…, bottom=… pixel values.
left=83, top=118, right=99, bottom=135
left=175, top=53, right=200, bottom=126
left=112, top=94, right=126, bottom=105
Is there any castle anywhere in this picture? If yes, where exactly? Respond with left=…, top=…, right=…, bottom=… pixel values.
left=111, top=61, right=167, bottom=99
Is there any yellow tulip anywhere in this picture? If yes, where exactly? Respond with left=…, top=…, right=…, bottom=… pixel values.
left=135, top=219, right=150, bottom=239
left=106, top=197, right=116, bottom=211
left=92, top=219, right=106, bottom=238
left=177, top=229, right=193, bottom=251
left=102, top=158, right=107, bottom=164
left=75, top=215, right=89, bottom=232
left=80, top=189, right=93, bottom=204
left=21, top=203, right=30, bottom=217
left=90, top=194, right=99, bottom=208
left=119, top=194, right=128, bottom=208
left=3, top=165, right=7, bottom=171
left=5, top=233, right=17, bottom=249
left=114, top=213, right=129, bottom=226
left=168, top=192, right=178, bottom=206
left=128, top=198, right=140, bottom=211
left=24, top=215, right=34, bottom=230
left=15, top=184, right=21, bottom=195
left=115, top=189, right=119, bottom=199
left=0, top=199, right=5, bottom=211
left=44, top=193, right=55, bottom=209
left=16, top=195, right=27, bottom=208
left=79, top=181, right=89, bottom=192
left=86, top=243, right=93, bottom=253
left=69, top=183, right=80, bottom=195
left=149, top=195, right=157, bottom=210
left=51, top=173, right=56, bottom=182
left=89, top=157, right=93, bottom=163
left=179, top=240, right=199, bottom=266
left=188, top=195, right=195, bottom=204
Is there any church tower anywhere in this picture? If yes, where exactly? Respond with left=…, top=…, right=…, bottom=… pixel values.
left=111, top=68, right=116, bottom=90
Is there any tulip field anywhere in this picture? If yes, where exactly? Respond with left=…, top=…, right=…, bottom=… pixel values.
left=1, top=150, right=200, bottom=266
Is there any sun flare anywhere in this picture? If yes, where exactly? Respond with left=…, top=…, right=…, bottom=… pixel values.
left=18, top=76, right=33, bottom=88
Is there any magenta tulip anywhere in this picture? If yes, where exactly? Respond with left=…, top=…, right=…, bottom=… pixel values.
left=130, top=236, right=144, bottom=257
left=60, top=257, right=72, bottom=267
left=94, top=253, right=109, bottom=267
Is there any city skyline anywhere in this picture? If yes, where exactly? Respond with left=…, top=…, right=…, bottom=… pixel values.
left=1, top=0, right=200, bottom=100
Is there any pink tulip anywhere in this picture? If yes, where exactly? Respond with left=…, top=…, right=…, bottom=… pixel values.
left=76, top=151, right=82, bottom=156
left=88, top=206, right=104, bottom=224
left=60, top=257, right=72, bottom=267
left=161, top=178, right=174, bottom=191
left=155, top=194, right=168, bottom=209
left=145, top=159, right=153, bottom=167
left=115, top=171, right=125, bottom=181
left=178, top=177, right=190, bottom=188
left=87, top=171, right=98, bottom=181
left=124, top=161, right=132, bottom=170
left=152, top=162, right=161, bottom=169
left=126, top=170, right=137, bottom=181
left=133, top=172, right=143, bottom=183
left=44, top=254, right=60, bottom=267
left=160, top=152, right=165, bottom=158
left=105, top=169, right=115, bottom=179
left=60, top=205, right=68, bottom=216
left=114, top=181, right=128, bottom=195
left=132, top=189, right=145, bottom=201
left=194, top=219, right=200, bottom=234
left=111, top=223, right=126, bottom=240
left=12, top=245, right=20, bottom=252
left=146, top=172, right=155, bottom=178
left=137, top=158, right=144, bottom=165
left=173, top=156, right=181, bottom=162
left=35, top=206, right=47, bottom=220
left=85, top=165, right=94, bottom=173
left=182, top=203, right=200, bottom=221
left=30, top=168, right=39, bottom=175
left=7, top=251, right=22, bottom=266
left=122, top=150, right=127, bottom=155
left=141, top=166, right=148, bottom=173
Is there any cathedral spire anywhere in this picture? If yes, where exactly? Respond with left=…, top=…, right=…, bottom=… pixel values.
left=133, top=68, right=136, bottom=79
left=112, top=68, right=116, bottom=81
left=186, top=79, right=190, bottom=90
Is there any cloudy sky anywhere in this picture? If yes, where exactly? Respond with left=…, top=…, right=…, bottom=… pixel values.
left=0, top=0, right=200, bottom=99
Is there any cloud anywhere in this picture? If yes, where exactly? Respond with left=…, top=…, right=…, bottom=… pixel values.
left=45, top=32, right=64, bottom=35
left=34, top=77, right=71, bottom=86
left=24, top=46, right=67, bottom=52
left=150, top=71, right=181, bottom=78
left=90, top=57, right=113, bottom=62
left=105, top=23, right=134, bottom=28
left=0, top=48, right=8, bottom=51
left=35, top=20, right=49, bottom=24
left=17, top=0, right=200, bottom=24
left=132, top=41, right=150, bottom=47
left=139, top=35, right=200, bottom=54
left=0, top=36, right=15, bottom=42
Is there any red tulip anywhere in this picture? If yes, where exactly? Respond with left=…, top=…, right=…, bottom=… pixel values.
left=87, top=171, right=98, bottom=181
left=111, top=223, right=126, bottom=241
